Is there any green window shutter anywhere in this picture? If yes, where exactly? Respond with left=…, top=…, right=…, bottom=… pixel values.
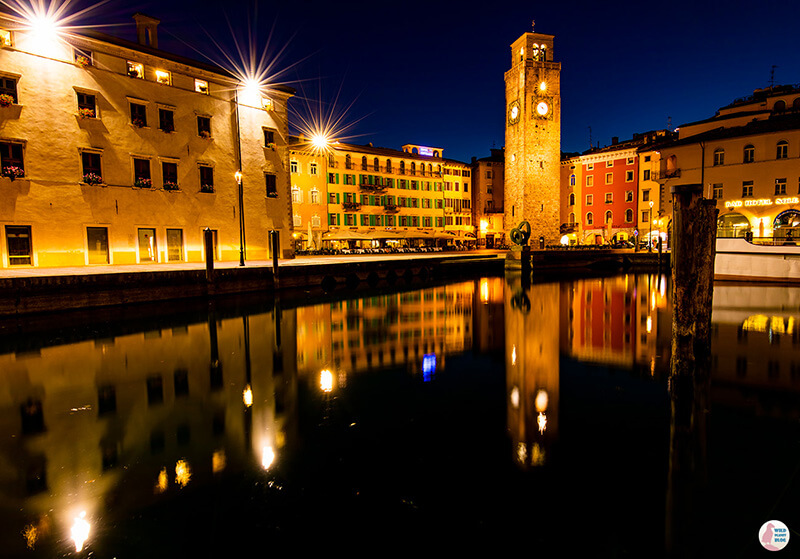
left=336, top=193, right=340, bottom=204
left=336, top=173, right=340, bottom=184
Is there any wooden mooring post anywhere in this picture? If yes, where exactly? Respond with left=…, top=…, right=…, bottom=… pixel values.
left=665, top=183, right=718, bottom=556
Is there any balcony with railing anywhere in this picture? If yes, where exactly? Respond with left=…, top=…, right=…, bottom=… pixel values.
left=343, top=201, right=361, bottom=212
left=652, top=168, right=681, bottom=181
left=384, top=203, right=399, bottom=213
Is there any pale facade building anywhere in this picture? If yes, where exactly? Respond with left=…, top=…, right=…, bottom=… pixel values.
left=654, top=85, right=800, bottom=242
left=288, top=139, right=473, bottom=250
left=471, top=148, right=505, bottom=248
left=0, top=13, right=294, bottom=269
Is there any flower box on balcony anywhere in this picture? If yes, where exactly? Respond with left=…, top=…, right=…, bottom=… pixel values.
left=82, top=172, right=103, bottom=186
left=200, top=184, right=215, bottom=193
left=78, top=108, right=95, bottom=119
left=3, top=165, right=24, bottom=180
left=0, top=94, right=15, bottom=108
left=134, top=177, right=152, bottom=189
left=163, top=181, right=179, bottom=191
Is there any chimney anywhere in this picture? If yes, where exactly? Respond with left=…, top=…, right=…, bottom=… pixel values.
left=611, top=136, right=619, bottom=145
left=133, top=13, right=160, bottom=48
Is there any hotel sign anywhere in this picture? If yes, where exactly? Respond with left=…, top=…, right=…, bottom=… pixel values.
left=725, top=197, right=800, bottom=209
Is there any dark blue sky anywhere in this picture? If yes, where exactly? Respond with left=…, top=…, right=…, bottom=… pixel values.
left=100, top=0, right=800, bottom=162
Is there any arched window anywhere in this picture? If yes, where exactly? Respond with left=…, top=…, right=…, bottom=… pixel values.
left=361, top=156, right=367, bottom=170
left=774, top=100, right=787, bottom=113
left=410, top=162, right=416, bottom=175
left=428, top=164, right=432, bottom=175
left=569, top=174, right=576, bottom=186
left=717, top=212, right=751, bottom=238
left=625, top=209, right=633, bottom=223
left=743, top=144, right=755, bottom=163
left=666, top=154, right=678, bottom=176
left=412, top=147, right=418, bottom=155
left=569, top=193, right=575, bottom=206
left=777, top=140, right=789, bottom=159
left=437, top=164, right=442, bottom=175
left=713, top=148, right=724, bottom=166
left=433, top=151, right=439, bottom=158
left=586, top=212, right=593, bottom=226
left=569, top=212, right=575, bottom=225
left=794, top=97, right=800, bottom=111
left=373, top=157, right=379, bottom=171
left=605, top=210, right=613, bottom=224
left=345, top=154, right=352, bottom=169
left=400, top=161, right=405, bottom=174
left=386, top=159, right=392, bottom=173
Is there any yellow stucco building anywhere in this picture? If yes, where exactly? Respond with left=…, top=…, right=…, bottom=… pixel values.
left=0, top=13, right=294, bottom=269
left=288, top=139, right=474, bottom=250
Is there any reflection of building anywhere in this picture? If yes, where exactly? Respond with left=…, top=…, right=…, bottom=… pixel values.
left=473, top=277, right=506, bottom=353
left=711, top=284, right=800, bottom=418
left=506, top=279, right=559, bottom=468
left=561, top=274, right=669, bottom=372
left=504, top=26, right=561, bottom=245
left=288, top=140, right=473, bottom=250
left=471, top=148, right=505, bottom=248
left=295, top=282, right=479, bottom=386
left=0, top=308, right=296, bottom=554
left=0, top=14, right=294, bottom=269
left=654, top=85, right=800, bottom=243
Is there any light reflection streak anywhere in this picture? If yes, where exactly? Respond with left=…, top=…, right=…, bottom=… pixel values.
left=175, top=460, right=191, bottom=488
left=70, top=511, right=90, bottom=552
left=261, top=445, right=275, bottom=470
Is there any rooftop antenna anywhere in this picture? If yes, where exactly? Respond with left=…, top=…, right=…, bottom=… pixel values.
left=769, top=65, right=777, bottom=88
left=667, top=116, right=672, bottom=131
left=531, top=19, right=535, bottom=32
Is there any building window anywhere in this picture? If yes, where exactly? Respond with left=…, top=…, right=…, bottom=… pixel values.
left=197, top=116, right=211, bottom=138
left=361, top=156, right=368, bottom=170
left=310, top=162, right=318, bottom=176
left=155, top=70, right=171, bottom=86
left=130, top=102, right=147, bottom=127
left=126, top=61, right=144, bottom=78
left=713, top=148, right=724, bottom=166
left=0, top=141, right=24, bottom=177
left=605, top=193, right=613, bottom=204
left=5, top=225, right=31, bottom=265
left=625, top=170, right=634, bottom=182
left=625, top=209, right=633, bottom=222
left=153, top=163, right=175, bottom=193
left=0, top=29, right=12, bottom=47
left=73, top=94, right=96, bottom=124
left=569, top=174, right=575, bottom=186
left=775, top=178, right=787, bottom=195
left=264, top=128, right=275, bottom=147
left=0, top=76, right=17, bottom=104
left=311, top=189, right=319, bottom=204
left=345, top=154, right=352, bottom=169
left=586, top=163, right=594, bottom=170
left=199, top=165, right=214, bottom=193
left=265, top=173, right=278, bottom=197
left=625, top=190, right=633, bottom=202
left=605, top=210, right=612, bottom=223
left=586, top=194, right=593, bottom=206
left=292, top=186, right=302, bottom=203
left=194, top=79, right=208, bottom=94
left=742, top=180, right=753, bottom=197
left=627, top=157, right=635, bottom=165
left=605, top=172, right=613, bottom=184
left=712, top=183, right=723, bottom=199
left=311, top=215, right=321, bottom=227
left=290, top=160, right=298, bottom=174
left=743, top=144, right=754, bottom=163
left=293, top=214, right=301, bottom=227
left=586, top=212, right=593, bottom=226
left=158, top=108, right=174, bottom=132
left=569, top=193, right=575, bottom=206
left=133, top=157, right=151, bottom=188
left=586, top=176, right=593, bottom=187
left=606, top=161, right=614, bottom=168
left=642, top=210, right=650, bottom=223
left=81, top=151, right=102, bottom=184
left=643, top=169, right=650, bottom=180
left=777, top=140, right=789, bottom=160
left=643, top=189, right=650, bottom=202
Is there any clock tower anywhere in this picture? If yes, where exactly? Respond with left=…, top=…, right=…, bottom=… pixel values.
left=504, top=26, right=561, bottom=247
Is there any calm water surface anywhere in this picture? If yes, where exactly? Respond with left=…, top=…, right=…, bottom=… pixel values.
left=0, top=273, right=798, bottom=556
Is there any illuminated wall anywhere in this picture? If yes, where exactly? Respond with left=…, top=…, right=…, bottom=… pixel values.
left=0, top=15, right=294, bottom=268
left=0, top=309, right=296, bottom=553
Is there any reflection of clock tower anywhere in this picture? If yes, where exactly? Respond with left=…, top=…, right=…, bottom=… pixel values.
left=504, top=24, right=561, bottom=246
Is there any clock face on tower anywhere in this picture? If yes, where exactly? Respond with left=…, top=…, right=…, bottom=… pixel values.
left=509, top=100, right=520, bottom=125
left=536, top=101, right=549, bottom=116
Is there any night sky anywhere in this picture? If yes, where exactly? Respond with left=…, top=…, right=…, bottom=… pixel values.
left=78, top=0, right=800, bottom=162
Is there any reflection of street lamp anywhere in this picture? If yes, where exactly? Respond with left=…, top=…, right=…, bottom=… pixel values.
left=235, top=170, right=245, bottom=266
left=648, top=201, right=654, bottom=252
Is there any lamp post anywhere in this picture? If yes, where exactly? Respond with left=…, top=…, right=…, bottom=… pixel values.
left=648, top=201, right=654, bottom=252
left=235, top=170, right=245, bottom=266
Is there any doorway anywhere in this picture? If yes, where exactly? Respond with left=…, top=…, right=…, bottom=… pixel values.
left=138, top=228, right=157, bottom=262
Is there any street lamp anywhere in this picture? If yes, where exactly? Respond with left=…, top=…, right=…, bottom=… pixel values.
left=648, top=201, right=654, bottom=252
left=235, top=170, right=245, bottom=266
